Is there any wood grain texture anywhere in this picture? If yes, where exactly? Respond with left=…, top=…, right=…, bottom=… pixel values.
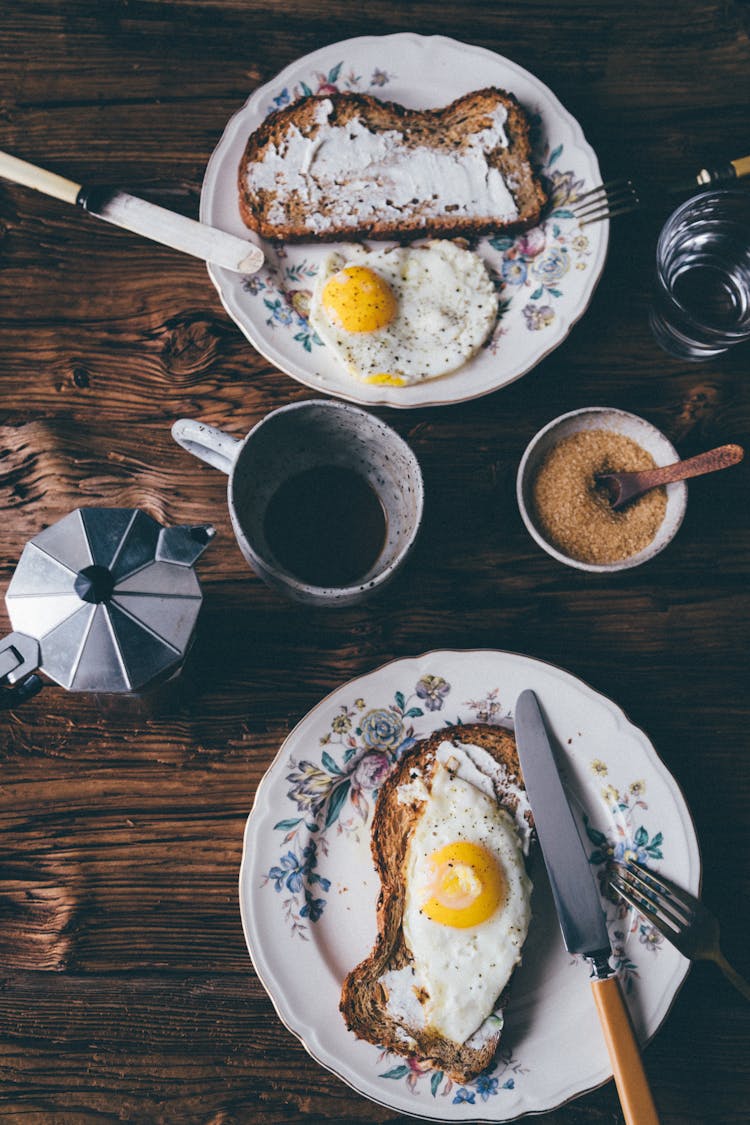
left=1, top=1, right=749, bottom=1122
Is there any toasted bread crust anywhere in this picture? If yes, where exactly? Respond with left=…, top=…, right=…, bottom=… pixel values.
left=238, top=88, right=547, bottom=242
left=339, top=723, right=532, bottom=1083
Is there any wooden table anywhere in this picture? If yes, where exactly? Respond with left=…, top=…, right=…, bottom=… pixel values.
left=1, top=2, right=748, bottom=1121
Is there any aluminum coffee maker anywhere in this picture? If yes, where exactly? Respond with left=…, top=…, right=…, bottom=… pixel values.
left=0, top=508, right=214, bottom=708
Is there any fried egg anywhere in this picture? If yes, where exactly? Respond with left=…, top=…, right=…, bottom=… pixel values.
left=308, top=240, right=499, bottom=386
left=385, top=743, right=532, bottom=1046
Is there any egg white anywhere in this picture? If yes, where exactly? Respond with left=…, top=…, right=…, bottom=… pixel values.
left=308, top=240, right=499, bottom=386
left=396, top=751, right=532, bottom=1046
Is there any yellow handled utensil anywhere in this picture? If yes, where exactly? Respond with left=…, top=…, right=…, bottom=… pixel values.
left=514, top=689, right=659, bottom=1125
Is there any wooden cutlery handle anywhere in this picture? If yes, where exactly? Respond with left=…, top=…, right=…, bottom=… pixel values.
left=0, top=150, right=81, bottom=205
left=669, top=443, right=743, bottom=480
left=591, top=975, right=660, bottom=1124
left=644, top=443, right=744, bottom=488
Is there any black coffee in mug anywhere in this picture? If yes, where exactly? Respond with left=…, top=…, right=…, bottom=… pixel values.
left=263, top=465, right=387, bottom=587
left=172, top=400, right=423, bottom=606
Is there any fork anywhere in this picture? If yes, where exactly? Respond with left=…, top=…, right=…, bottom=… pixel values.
left=609, top=860, right=750, bottom=1001
left=569, top=157, right=750, bottom=227
left=568, top=179, right=641, bottom=226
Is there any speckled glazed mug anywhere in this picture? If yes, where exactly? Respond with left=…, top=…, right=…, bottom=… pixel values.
left=172, top=400, right=424, bottom=607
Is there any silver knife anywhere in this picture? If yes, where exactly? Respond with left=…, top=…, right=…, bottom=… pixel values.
left=0, top=149, right=264, bottom=275
left=514, top=688, right=660, bottom=1125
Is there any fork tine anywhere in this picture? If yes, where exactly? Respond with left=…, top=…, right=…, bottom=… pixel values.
left=578, top=203, right=640, bottom=227
left=570, top=184, right=608, bottom=204
left=573, top=201, right=609, bottom=220
left=572, top=188, right=610, bottom=210
left=609, top=872, right=658, bottom=918
left=609, top=872, right=684, bottom=937
left=577, top=212, right=608, bottom=227
left=574, top=198, right=631, bottom=220
left=569, top=178, right=640, bottom=225
left=606, top=189, right=640, bottom=208
left=622, top=860, right=699, bottom=916
left=612, top=869, right=750, bottom=1001
left=617, top=867, right=693, bottom=928
left=574, top=178, right=634, bottom=204
left=573, top=186, right=638, bottom=212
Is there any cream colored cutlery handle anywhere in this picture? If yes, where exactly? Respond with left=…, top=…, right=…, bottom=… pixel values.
left=591, top=976, right=660, bottom=1124
left=0, top=150, right=81, bottom=205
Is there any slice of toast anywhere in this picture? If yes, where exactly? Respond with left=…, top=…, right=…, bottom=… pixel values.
left=238, top=88, right=547, bottom=242
left=339, top=723, right=534, bottom=1083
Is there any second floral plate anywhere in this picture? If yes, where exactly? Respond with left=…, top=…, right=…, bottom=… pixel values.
left=239, top=650, right=699, bottom=1120
left=201, top=34, right=608, bottom=408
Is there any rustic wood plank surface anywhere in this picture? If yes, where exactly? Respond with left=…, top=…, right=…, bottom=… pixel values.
left=1, top=1, right=749, bottom=1122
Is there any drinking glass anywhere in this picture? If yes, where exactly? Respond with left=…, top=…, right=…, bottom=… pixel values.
left=650, top=189, right=750, bottom=360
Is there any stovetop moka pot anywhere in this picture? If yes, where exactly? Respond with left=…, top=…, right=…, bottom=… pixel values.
left=0, top=507, right=215, bottom=708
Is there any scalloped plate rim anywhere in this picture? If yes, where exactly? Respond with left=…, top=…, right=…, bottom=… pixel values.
left=239, top=648, right=699, bottom=1120
left=201, top=33, right=609, bottom=409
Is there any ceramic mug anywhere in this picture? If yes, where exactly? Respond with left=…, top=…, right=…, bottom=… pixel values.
left=172, top=400, right=424, bottom=606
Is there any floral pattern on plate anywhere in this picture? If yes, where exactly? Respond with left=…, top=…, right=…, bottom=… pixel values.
left=585, top=760, right=667, bottom=986
left=485, top=123, right=591, bottom=342
left=242, top=79, right=591, bottom=351
left=379, top=1043, right=527, bottom=1106
left=203, top=33, right=608, bottom=408
left=261, top=674, right=446, bottom=936
left=259, top=672, right=668, bottom=1105
left=240, top=649, right=699, bottom=1119
left=264, top=60, right=394, bottom=117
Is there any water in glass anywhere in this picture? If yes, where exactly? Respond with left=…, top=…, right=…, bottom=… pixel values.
left=650, top=189, right=750, bottom=360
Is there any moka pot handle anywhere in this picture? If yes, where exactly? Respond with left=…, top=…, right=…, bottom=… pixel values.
left=0, top=632, right=44, bottom=709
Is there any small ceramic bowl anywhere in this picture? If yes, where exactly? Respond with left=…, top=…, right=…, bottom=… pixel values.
left=516, top=407, right=688, bottom=572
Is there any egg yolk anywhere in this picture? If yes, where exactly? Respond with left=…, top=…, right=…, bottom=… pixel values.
left=422, top=841, right=507, bottom=929
left=321, top=266, right=397, bottom=332
left=364, top=373, right=407, bottom=386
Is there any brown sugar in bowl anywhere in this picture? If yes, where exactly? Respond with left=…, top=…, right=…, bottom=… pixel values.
left=516, top=407, right=688, bottom=572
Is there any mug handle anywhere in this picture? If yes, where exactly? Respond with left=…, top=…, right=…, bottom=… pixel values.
left=171, top=419, right=242, bottom=476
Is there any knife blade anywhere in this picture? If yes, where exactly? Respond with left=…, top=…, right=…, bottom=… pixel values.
left=0, top=149, right=264, bottom=275
left=514, top=689, right=660, bottom=1125
left=514, top=688, right=610, bottom=959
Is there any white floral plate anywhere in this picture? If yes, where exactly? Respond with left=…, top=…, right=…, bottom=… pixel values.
left=240, top=650, right=699, bottom=1120
left=202, top=34, right=608, bottom=408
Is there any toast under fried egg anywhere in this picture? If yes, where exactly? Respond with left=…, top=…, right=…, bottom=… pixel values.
left=339, top=723, right=534, bottom=1082
left=238, top=88, right=547, bottom=242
